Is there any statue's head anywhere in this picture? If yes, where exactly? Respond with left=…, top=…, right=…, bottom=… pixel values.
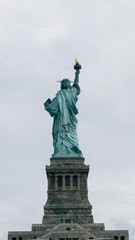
left=61, top=79, right=71, bottom=89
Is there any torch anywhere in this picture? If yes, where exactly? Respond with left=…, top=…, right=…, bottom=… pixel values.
left=74, top=59, right=82, bottom=71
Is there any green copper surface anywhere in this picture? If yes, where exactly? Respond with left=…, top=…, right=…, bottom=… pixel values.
left=44, top=62, right=82, bottom=158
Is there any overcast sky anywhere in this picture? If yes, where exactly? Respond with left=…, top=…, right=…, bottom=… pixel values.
left=0, top=0, right=135, bottom=239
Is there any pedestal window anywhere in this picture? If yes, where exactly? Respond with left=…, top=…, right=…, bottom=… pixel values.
left=58, top=176, right=62, bottom=187
left=65, top=175, right=70, bottom=187
left=66, top=219, right=70, bottom=223
left=73, top=175, right=78, bottom=187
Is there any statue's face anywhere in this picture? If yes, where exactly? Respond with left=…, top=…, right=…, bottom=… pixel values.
left=61, top=79, right=71, bottom=89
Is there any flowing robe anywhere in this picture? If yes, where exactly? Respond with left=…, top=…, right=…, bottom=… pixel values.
left=45, top=84, right=81, bottom=157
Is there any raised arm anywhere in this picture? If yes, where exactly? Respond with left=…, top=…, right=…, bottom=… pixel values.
left=74, top=69, right=80, bottom=85
left=74, top=59, right=81, bottom=85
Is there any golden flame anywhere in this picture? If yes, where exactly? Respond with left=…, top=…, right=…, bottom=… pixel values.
left=75, top=59, right=79, bottom=64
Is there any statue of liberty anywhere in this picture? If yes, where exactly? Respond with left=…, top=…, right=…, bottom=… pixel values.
left=44, top=60, right=82, bottom=158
